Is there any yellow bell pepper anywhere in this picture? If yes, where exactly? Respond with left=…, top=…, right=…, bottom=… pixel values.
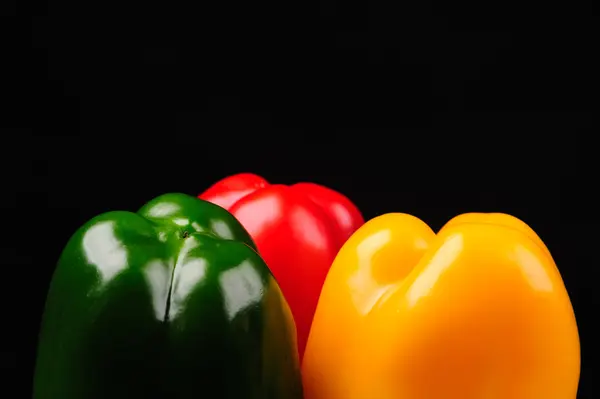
left=303, top=212, right=580, bottom=399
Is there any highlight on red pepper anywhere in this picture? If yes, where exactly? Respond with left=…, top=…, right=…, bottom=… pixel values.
left=199, top=172, right=364, bottom=359
left=303, top=212, right=580, bottom=399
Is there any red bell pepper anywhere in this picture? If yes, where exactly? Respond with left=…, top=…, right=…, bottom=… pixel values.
left=199, top=173, right=364, bottom=359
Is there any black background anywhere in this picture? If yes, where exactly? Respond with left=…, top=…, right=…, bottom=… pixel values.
left=2, top=1, right=597, bottom=397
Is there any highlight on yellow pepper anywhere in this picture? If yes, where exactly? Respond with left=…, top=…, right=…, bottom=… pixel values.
left=302, top=212, right=580, bottom=399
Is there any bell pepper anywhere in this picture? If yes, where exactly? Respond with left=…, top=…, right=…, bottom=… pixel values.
left=199, top=173, right=364, bottom=359
left=303, top=212, right=580, bottom=399
left=33, top=193, right=303, bottom=399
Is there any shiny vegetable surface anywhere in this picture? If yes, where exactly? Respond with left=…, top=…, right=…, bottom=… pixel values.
left=303, top=212, right=580, bottom=399
left=34, top=193, right=303, bottom=399
left=199, top=173, right=364, bottom=359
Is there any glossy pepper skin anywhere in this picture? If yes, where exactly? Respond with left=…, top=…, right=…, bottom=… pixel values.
left=33, top=193, right=303, bottom=399
left=199, top=173, right=364, bottom=359
left=303, top=212, right=580, bottom=399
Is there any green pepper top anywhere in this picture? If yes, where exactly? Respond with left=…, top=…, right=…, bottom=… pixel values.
left=33, top=193, right=303, bottom=399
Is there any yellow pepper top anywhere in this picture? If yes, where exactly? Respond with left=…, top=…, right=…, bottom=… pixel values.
left=303, top=212, right=580, bottom=399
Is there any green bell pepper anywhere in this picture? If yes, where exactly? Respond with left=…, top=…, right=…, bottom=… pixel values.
left=33, top=193, right=303, bottom=399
